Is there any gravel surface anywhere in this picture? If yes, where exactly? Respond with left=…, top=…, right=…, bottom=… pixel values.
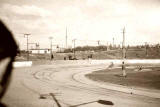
left=1, top=61, right=160, bottom=107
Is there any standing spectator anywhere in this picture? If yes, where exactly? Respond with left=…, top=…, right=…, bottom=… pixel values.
left=51, top=54, right=54, bottom=60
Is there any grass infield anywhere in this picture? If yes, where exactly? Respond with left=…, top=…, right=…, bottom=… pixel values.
left=86, top=66, right=160, bottom=90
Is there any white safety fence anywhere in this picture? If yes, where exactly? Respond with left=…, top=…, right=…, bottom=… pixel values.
left=12, top=59, right=160, bottom=68
left=13, top=61, right=32, bottom=68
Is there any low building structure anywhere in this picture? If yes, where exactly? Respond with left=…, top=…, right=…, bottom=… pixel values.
left=29, top=49, right=51, bottom=54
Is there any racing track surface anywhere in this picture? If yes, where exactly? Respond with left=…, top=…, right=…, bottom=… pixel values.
left=2, top=61, right=160, bottom=107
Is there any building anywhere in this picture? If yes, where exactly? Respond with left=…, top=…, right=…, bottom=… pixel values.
left=29, top=45, right=65, bottom=54
left=29, top=49, right=51, bottom=54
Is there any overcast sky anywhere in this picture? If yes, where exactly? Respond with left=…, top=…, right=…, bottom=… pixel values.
left=0, top=0, right=160, bottom=49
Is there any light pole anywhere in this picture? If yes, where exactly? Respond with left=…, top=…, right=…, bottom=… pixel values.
left=122, top=27, right=126, bottom=77
left=113, top=37, right=114, bottom=48
left=66, top=27, right=68, bottom=49
left=49, top=37, right=53, bottom=60
left=97, top=40, right=100, bottom=46
left=73, top=39, right=76, bottom=59
left=24, top=33, right=31, bottom=61
left=145, top=42, right=148, bottom=56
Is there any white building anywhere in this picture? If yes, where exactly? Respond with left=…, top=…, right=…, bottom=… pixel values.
left=29, top=49, right=51, bottom=54
left=29, top=45, right=65, bottom=54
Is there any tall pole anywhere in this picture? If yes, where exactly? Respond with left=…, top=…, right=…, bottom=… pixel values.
left=66, top=27, right=68, bottom=49
left=122, top=28, right=125, bottom=59
left=24, top=34, right=31, bottom=61
left=97, top=40, right=100, bottom=46
left=122, top=27, right=126, bottom=77
left=73, top=39, right=76, bottom=59
left=49, top=37, right=53, bottom=60
left=113, top=37, right=114, bottom=48
left=145, top=42, right=148, bottom=56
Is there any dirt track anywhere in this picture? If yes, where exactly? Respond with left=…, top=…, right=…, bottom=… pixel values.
left=2, top=61, right=160, bottom=107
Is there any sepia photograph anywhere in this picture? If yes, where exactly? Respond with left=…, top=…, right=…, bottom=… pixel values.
left=0, top=0, right=160, bottom=107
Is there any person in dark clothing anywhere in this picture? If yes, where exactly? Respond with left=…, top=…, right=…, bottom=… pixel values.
left=0, top=20, right=18, bottom=106
left=51, top=54, right=54, bottom=60
left=122, top=61, right=126, bottom=77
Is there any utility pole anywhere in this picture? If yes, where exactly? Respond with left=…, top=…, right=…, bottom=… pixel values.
left=113, top=37, right=114, bottom=48
left=24, top=33, right=31, bottom=61
left=73, top=39, right=76, bottom=59
left=66, top=27, right=68, bottom=49
left=106, top=42, right=108, bottom=51
left=36, top=43, right=39, bottom=49
left=145, top=42, right=148, bottom=56
left=122, top=27, right=126, bottom=77
left=97, top=40, right=100, bottom=46
left=122, top=28, right=125, bottom=59
left=49, top=37, right=53, bottom=60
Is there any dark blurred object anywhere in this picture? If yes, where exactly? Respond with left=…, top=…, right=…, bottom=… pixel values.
left=0, top=21, right=18, bottom=59
left=70, top=99, right=114, bottom=107
left=97, top=100, right=114, bottom=105
left=0, top=20, right=18, bottom=105
left=0, top=103, right=7, bottom=107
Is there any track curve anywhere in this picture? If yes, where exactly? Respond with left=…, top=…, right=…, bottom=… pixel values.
left=3, top=63, right=160, bottom=107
